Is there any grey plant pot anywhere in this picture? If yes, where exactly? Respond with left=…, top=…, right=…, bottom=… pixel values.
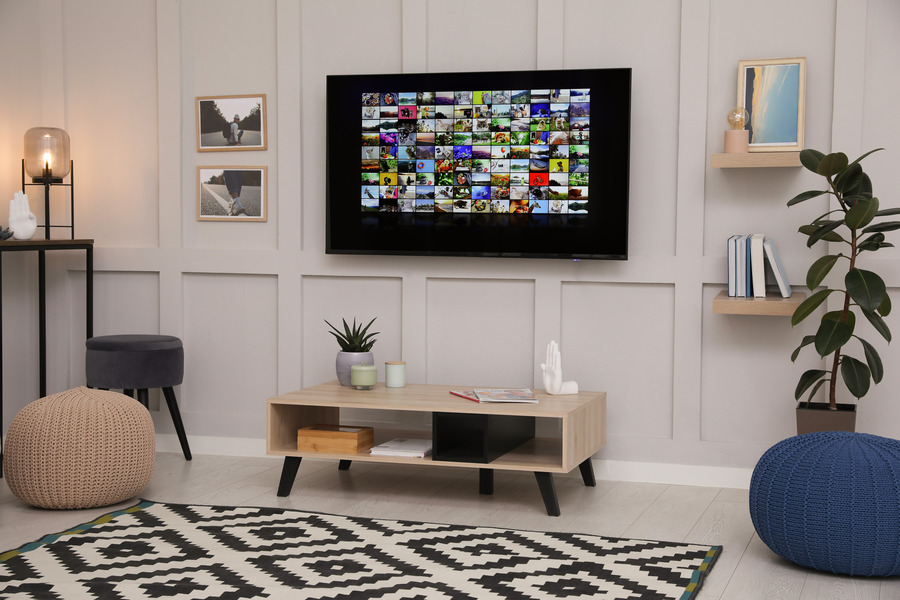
left=796, top=402, right=857, bottom=435
left=335, top=351, right=374, bottom=386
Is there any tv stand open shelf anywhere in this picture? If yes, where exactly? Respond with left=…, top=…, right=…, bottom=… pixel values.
left=266, top=381, right=606, bottom=516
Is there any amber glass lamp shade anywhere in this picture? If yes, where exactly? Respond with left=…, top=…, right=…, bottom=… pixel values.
left=24, top=127, right=71, bottom=183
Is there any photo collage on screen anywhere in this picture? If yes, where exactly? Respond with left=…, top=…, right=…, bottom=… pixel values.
left=360, top=89, right=590, bottom=214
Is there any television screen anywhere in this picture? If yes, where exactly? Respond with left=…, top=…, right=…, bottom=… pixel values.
left=326, top=68, right=630, bottom=260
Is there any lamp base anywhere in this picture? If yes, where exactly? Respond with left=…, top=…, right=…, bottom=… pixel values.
left=724, top=129, right=749, bottom=153
left=30, top=177, right=63, bottom=184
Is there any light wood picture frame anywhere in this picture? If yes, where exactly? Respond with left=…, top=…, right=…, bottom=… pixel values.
left=737, top=58, right=806, bottom=152
left=196, top=94, right=267, bottom=151
left=197, top=166, right=267, bottom=221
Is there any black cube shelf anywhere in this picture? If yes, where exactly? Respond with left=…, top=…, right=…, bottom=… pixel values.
left=432, top=412, right=535, bottom=463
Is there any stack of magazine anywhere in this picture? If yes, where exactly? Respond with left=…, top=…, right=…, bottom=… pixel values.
left=450, top=388, right=538, bottom=403
left=369, top=438, right=432, bottom=458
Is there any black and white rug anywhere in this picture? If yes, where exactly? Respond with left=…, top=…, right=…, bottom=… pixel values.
left=0, top=500, right=721, bottom=599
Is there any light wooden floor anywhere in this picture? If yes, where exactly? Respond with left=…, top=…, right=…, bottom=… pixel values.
left=2, top=452, right=898, bottom=599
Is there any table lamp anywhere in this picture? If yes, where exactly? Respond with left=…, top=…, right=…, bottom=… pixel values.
left=22, top=127, right=74, bottom=239
left=724, top=106, right=749, bottom=153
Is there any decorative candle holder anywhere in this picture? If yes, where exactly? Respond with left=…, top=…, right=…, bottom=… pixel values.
left=385, top=361, right=406, bottom=388
left=350, top=363, right=377, bottom=390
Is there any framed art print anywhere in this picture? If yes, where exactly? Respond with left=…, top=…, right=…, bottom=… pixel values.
left=737, top=58, right=806, bottom=152
left=196, top=94, right=267, bottom=151
left=197, top=166, right=267, bottom=221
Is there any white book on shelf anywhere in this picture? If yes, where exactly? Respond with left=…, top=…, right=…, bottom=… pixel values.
left=727, top=235, right=738, bottom=296
left=735, top=235, right=747, bottom=297
left=369, top=438, right=432, bottom=458
left=763, top=238, right=792, bottom=298
left=750, top=233, right=766, bottom=298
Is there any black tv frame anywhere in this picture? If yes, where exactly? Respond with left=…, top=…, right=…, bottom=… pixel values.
left=326, top=67, right=631, bottom=260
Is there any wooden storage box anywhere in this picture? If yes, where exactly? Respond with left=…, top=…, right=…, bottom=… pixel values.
left=297, top=425, right=374, bottom=454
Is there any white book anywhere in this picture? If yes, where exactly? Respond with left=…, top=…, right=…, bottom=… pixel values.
left=736, top=235, right=747, bottom=297
left=727, top=235, right=738, bottom=296
left=750, top=233, right=766, bottom=298
left=763, top=238, right=792, bottom=298
left=370, top=438, right=432, bottom=458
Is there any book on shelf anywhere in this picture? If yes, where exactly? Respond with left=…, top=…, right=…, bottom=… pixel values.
left=763, top=238, right=792, bottom=298
left=369, top=438, right=432, bottom=458
left=725, top=234, right=792, bottom=299
left=750, top=233, right=766, bottom=298
left=727, top=235, right=738, bottom=296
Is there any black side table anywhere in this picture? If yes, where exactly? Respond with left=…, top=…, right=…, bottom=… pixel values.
left=0, top=239, right=94, bottom=475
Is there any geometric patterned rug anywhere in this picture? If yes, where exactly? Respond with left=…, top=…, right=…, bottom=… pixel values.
left=0, top=500, right=721, bottom=599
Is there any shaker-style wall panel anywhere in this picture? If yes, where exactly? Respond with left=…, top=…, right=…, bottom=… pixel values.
left=301, top=275, right=403, bottom=386
left=182, top=0, right=279, bottom=252
left=565, top=0, right=681, bottom=259
left=425, top=278, right=536, bottom=387
left=561, top=281, right=675, bottom=441
left=63, top=0, right=160, bottom=248
left=181, top=273, right=278, bottom=438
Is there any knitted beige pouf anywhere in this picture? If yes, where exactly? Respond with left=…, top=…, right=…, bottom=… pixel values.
left=4, top=386, right=155, bottom=509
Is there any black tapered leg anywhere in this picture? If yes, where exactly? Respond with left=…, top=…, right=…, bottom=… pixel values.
left=534, top=472, right=560, bottom=516
left=162, top=386, right=192, bottom=461
left=578, top=458, right=596, bottom=487
left=123, top=389, right=134, bottom=398
left=136, top=388, right=149, bottom=408
left=479, top=468, right=493, bottom=495
left=277, top=456, right=303, bottom=496
left=338, top=460, right=352, bottom=470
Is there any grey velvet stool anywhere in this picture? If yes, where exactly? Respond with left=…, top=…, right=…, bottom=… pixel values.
left=85, top=334, right=192, bottom=460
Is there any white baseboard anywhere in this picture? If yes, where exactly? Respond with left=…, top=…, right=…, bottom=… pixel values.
left=156, top=434, right=753, bottom=490
left=592, top=459, right=752, bottom=490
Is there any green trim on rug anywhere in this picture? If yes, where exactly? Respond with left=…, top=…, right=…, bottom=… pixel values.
left=0, top=500, right=155, bottom=561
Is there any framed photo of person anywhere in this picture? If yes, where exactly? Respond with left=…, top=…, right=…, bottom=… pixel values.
left=737, top=58, right=806, bottom=152
left=196, top=94, right=267, bottom=151
left=197, top=166, right=267, bottom=221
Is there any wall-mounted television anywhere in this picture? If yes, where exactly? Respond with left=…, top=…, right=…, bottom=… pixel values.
left=326, top=67, right=631, bottom=260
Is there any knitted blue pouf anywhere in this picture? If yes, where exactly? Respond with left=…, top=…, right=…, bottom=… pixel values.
left=749, top=431, right=900, bottom=576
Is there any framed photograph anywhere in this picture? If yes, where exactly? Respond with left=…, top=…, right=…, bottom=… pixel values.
left=197, top=166, right=267, bottom=221
left=737, top=58, right=805, bottom=152
left=196, top=94, right=267, bottom=151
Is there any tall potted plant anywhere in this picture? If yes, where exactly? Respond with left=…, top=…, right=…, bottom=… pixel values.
left=326, top=317, right=379, bottom=386
left=789, top=148, right=898, bottom=433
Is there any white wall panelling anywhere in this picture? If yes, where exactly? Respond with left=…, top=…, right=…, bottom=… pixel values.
left=1, top=0, right=899, bottom=485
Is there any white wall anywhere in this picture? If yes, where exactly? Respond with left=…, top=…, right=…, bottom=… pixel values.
left=1, top=0, right=898, bottom=484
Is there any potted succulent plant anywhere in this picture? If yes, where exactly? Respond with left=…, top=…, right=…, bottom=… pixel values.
left=789, top=148, right=897, bottom=433
left=326, top=317, right=379, bottom=386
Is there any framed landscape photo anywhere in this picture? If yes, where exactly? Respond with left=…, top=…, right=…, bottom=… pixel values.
left=737, top=57, right=806, bottom=152
left=197, top=166, right=267, bottom=221
left=196, top=94, right=267, bottom=151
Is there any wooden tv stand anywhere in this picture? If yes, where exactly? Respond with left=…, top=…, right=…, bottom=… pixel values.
left=266, top=381, right=606, bottom=516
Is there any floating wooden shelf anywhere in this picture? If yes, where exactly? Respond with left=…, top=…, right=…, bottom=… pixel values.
left=712, top=290, right=806, bottom=316
left=710, top=152, right=801, bottom=168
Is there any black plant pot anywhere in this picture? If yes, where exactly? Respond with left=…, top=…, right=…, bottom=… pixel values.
left=796, top=402, right=857, bottom=435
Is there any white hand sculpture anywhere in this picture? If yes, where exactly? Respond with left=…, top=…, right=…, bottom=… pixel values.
left=9, top=191, right=37, bottom=240
left=540, top=340, right=578, bottom=395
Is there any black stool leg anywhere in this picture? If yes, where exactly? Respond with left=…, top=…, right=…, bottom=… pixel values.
left=162, top=386, right=192, bottom=461
left=136, top=389, right=149, bottom=408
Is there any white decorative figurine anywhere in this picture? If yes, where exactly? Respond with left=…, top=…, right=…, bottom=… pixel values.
left=540, top=340, right=578, bottom=395
left=9, top=191, right=36, bottom=240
